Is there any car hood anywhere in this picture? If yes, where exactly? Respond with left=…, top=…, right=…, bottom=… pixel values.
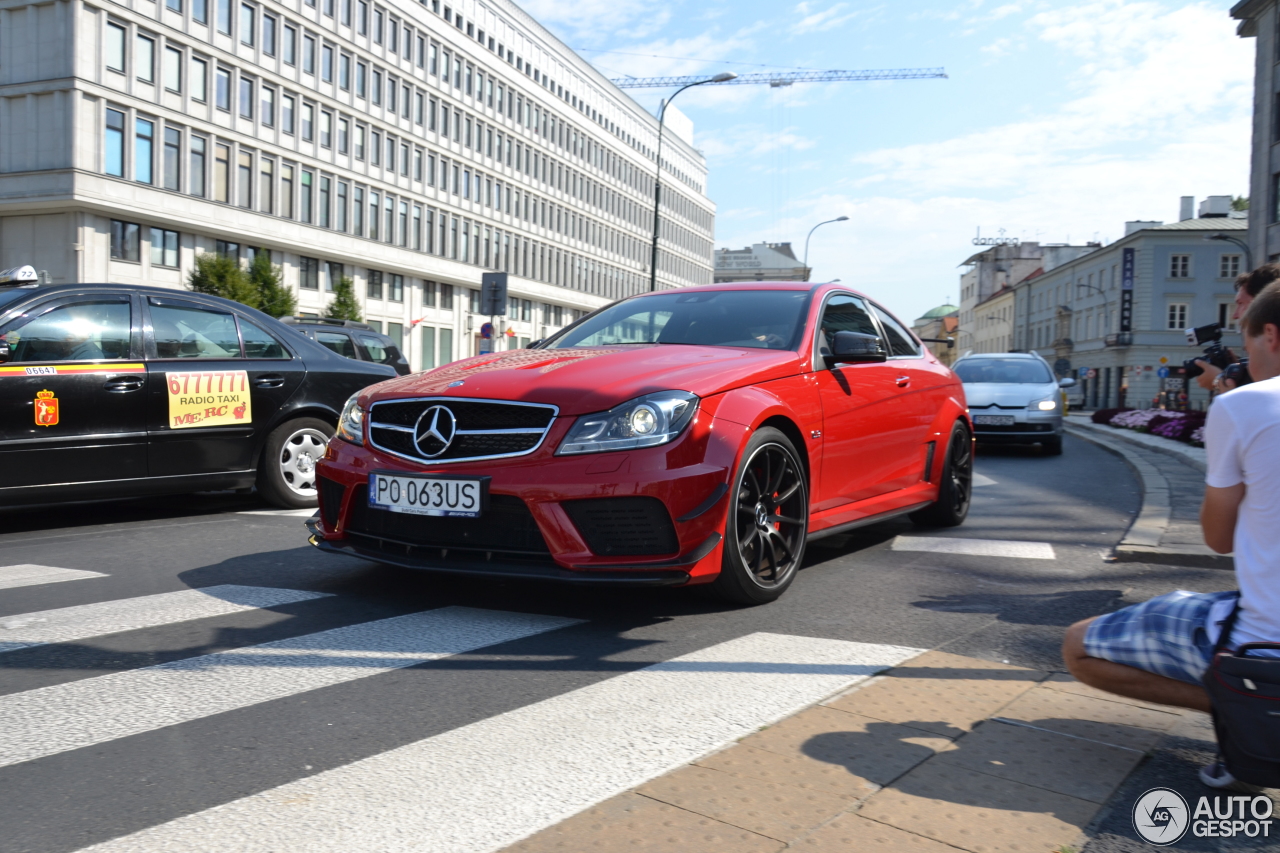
left=363, top=345, right=804, bottom=415
left=963, top=382, right=1059, bottom=408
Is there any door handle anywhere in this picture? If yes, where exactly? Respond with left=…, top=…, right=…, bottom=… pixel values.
left=896, top=375, right=910, bottom=387
left=103, top=376, right=144, bottom=392
left=253, top=375, right=286, bottom=389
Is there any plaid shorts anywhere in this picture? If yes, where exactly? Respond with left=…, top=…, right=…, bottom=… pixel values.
left=1083, top=590, right=1239, bottom=686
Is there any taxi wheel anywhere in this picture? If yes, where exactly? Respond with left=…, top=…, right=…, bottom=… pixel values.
left=710, top=428, right=809, bottom=606
left=257, top=418, right=334, bottom=509
left=910, top=421, right=972, bottom=528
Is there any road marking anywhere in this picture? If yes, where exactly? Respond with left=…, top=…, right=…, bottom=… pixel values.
left=0, top=606, right=580, bottom=769
left=891, top=535, right=1055, bottom=560
left=0, top=585, right=332, bottom=653
left=972, top=473, right=997, bottom=487
left=76, top=633, right=923, bottom=853
left=236, top=509, right=319, bottom=517
left=0, top=564, right=107, bottom=591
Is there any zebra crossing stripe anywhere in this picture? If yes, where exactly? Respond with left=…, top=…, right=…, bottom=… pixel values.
left=892, top=535, right=1056, bottom=560
left=0, top=564, right=107, bottom=591
left=0, top=585, right=332, bottom=653
left=0, top=606, right=580, bottom=769
left=76, top=632, right=923, bottom=853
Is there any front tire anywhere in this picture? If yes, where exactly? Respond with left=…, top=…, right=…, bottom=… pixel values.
left=257, top=417, right=335, bottom=509
left=710, top=428, right=809, bottom=606
left=910, top=422, right=973, bottom=528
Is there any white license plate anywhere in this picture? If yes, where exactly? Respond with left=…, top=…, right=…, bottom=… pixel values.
left=368, top=473, right=488, bottom=518
left=973, top=415, right=1016, bottom=426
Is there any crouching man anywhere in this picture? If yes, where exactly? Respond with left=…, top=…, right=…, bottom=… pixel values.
left=1062, top=282, right=1280, bottom=792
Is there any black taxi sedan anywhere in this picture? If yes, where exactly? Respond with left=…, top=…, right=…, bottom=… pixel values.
left=0, top=280, right=395, bottom=509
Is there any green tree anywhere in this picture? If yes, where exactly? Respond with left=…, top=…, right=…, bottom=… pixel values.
left=325, top=276, right=363, bottom=322
left=186, top=252, right=259, bottom=308
left=247, top=250, right=296, bottom=318
left=1232, top=196, right=1250, bottom=211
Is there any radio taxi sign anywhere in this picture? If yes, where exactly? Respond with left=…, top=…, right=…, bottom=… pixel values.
left=166, top=370, right=252, bottom=429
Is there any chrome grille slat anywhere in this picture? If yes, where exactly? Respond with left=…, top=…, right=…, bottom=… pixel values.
left=367, top=396, right=558, bottom=464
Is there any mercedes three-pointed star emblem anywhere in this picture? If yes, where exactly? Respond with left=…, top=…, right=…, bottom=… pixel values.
left=414, top=405, right=457, bottom=458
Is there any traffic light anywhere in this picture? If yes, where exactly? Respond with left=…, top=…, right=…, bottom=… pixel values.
left=481, top=272, right=508, bottom=316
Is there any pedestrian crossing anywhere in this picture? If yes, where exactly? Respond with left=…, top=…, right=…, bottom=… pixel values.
left=0, top=563, right=107, bottom=590
left=0, top=583, right=923, bottom=853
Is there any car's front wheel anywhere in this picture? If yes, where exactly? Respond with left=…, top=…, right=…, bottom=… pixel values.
left=256, top=417, right=335, bottom=509
left=910, top=421, right=973, bottom=527
left=710, top=427, right=809, bottom=606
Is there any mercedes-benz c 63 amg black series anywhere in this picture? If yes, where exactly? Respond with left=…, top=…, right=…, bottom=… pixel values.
left=0, top=276, right=395, bottom=509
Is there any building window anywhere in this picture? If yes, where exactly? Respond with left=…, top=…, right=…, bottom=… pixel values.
left=302, top=104, right=313, bottom=140
left=302, top=34, right=316, bottom=74
left=259, top=157, right=273, bottom=213
left=282, top=95, right=295, bottom=134
left=106, top=22, right=126, bottom=72
left=326, top=261, right=343, bottom=291
left=338, top=118, right=349, bottom=154
left=300, top=170, right=313, bottom=222
left=239, top=76, right=253, bottom=118
left=281, top=164, right=294, bottom=217
left=239, top=4, right=254, bottom=45
left=372, top=70, right=382, bottom=105
left=283, top=25, right=296, bottom=65
left=321, top=45, right=333, bottom=81
left=389, top=274, right=403, bottom=302
left=190, top=135, right=206, bottom=197
left=150, top=227, right=179, bottom=267
left=1219, top=302, right=1239, bottom=331
left=163, top=127, right=181, bottom=190
left=319, top=176, right=330, bottom=227
left=136, top=35, right=155, bottom=83
left=336, top=182, right=348, bottom=232
left=214, top=142, right=230, bottom=202
left=367, top=269, right=383, bottom=299
left=339, top=54, right=351, bottom=90
left=193, top=0, right=207, bottom=23
left=299, top=256, right=319, bottom=289
left=368, top=191, right=379, bottom=239
left=385, top=195, right=394, bottom=244
left=191, top=57, right=207, bottom=101
left=237, top=150, right=252, bottom=208
left=216, top=240, right=239, bottom=258
left=135, top=118, right=154, bottom=184
left=217, top=0, right=232, bottom=33
left=320, top=111, right=332, bottom=148
left=412, top=204, right=421, bottom=250
left=216, top=68, right=231, bottom=110
left=163, top=47, right=182, bottom=92
left=1169, top=254, right=1190, bottom=278
left=263, top=15, right=276, bottom=54
left=261, top=87, right=274, bottom=126
left=1167, top=302, right=1188, bottom=330
left=105, top=108, right=125, bottom=177
left=356, top=63, right=367, bottom=98
left=353, top=186, right=363, bottom=236
left=110, top=220, right=141, bottom=261
left=1220, top=254, right=1241, bottom=279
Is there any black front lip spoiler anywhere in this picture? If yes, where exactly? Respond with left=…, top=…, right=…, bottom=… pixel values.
left=305, top=517, right=692, bottom=586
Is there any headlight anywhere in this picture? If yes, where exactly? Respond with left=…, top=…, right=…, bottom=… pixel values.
left=557, top=391, right=699, bottom=455
left=336, top=393, right=365, bottom=444
left=1031, top=397, right=1058, bottom=411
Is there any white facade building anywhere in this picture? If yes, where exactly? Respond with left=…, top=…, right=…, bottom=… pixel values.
left=0, top=0, right=716, bottom=369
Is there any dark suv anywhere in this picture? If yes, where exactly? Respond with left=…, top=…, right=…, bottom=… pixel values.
left=281, top=317, right=411, bottom=375
left=0, top=282, right=395, bottom=509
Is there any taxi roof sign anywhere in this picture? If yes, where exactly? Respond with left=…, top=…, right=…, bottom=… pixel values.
left=0, top=265, right=39, bottom=285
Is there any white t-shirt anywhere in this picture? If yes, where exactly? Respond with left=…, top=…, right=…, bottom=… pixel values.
left=1204, top=374, right=1280, bottom=649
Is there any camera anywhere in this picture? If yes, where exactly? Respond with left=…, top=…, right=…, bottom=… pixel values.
left=1183, top=323, right=1237, bottom=379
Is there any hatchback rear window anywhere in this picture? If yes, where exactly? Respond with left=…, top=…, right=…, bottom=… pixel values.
left=954, top=359, right=1053, bottom=384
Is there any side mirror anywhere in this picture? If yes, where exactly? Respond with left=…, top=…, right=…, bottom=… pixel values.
left=1058, top=377, right=1077, bottom=388
left=825, top=331, right=886, bottom=367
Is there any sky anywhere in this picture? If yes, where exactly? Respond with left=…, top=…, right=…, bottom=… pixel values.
left=518, top=0, right=1256, bottom=325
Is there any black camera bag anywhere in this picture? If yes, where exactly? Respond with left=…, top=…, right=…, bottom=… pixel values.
left=1202, top=601, right=1280, bottom=786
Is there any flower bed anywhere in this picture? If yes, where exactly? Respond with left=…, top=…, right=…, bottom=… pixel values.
left=1089, top=407, right=1206, bottom=446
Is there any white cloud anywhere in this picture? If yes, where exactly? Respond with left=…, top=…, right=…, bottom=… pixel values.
left=790, top=2, right=861, bottom=35
left=698, top=126, right=818, bottom=157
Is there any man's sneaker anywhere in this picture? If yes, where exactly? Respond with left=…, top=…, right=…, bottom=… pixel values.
left=1199, top=758, right=1264, bottom=793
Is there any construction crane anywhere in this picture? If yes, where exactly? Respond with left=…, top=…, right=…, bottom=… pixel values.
left=610, top=68, right=947, bottom=89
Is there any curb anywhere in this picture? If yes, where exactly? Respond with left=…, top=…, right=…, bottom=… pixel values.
left=1066, top=416, right=1205, bottom=473
left=1065, top=426, right=1233, bottom=570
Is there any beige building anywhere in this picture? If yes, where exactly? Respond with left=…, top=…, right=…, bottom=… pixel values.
left=912, top=302, right=958, bottom=366
left=0, top=0, right=716, bottom=369
left=714, top=242, right=807, bottom=282
left=969, top=286, right=1015, bottom=354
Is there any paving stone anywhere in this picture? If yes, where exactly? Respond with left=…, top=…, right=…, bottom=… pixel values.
left=827, top=656, right=1042, bottom=736
left=504, top=792, right=784, bottom=853
left=860, top=762, right=1099, bottom=853
left=1040, top=672, right=1177, bottom=712
left=697, top=744, right=881, bottom=802
left=736, top=706, right=954, bottom=785
left=931, top=719, right=1144, bottom=803
left=996, top=686, right=1181, bottom=751
left=637, top=764, right=851, bottom=843
left=792, top=814, right=961, bottom=852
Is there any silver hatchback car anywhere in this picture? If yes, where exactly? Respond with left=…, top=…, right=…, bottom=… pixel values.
left=953, top=353, right=1076, bottom=455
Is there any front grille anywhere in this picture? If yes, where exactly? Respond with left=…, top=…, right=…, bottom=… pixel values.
left=346, top=486, right=551, bottom=556
left=974, top=422, right=1054, bottom=433
left=562, top=497, right=679, bottom=557
left=318, top=476, right=345, bottom=527
left=367, top=397, right=557, bottom=464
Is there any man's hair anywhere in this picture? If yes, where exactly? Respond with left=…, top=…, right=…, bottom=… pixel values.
left=1242, top=281, right=1280, bottom=336
left=1240, top=263, right=1280, bottom=297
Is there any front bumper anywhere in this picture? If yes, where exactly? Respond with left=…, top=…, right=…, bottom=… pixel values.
left=970, top=411, right=1062, bottom=443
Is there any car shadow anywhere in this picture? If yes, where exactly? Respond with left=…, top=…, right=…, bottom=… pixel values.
left=0, top=490, right=274, bottom=535
left=910, top=589, right=1127, bottom=627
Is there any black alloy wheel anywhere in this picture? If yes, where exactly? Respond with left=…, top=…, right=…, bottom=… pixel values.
left=910, top=421, right=973, bottom=527
left=711, top=427, right=809, bottom=605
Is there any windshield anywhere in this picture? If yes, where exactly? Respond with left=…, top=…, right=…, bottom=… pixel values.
left=546, top=290, right=810, bottom=351
left=954, top=358, right=1054, bottom=384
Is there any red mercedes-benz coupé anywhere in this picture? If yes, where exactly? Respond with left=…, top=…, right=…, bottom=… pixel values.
left=308, top=282, right=971, bottom=604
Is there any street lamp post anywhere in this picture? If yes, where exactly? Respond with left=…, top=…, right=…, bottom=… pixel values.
left=648, top=72, right=736, bottom=292
left=1207, top=233, right=1253, bottom=274
left=802, top=216, right=849, bottom=281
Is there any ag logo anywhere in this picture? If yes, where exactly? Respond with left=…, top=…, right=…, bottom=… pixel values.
left=1133, top=787, right=1189, bottom=845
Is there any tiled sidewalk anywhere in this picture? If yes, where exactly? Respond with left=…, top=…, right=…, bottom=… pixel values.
left=501, top=650, right=1199, bottom=853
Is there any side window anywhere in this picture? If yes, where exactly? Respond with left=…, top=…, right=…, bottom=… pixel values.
left=239, top=318, right=288, bottom=358
left=1, top=300, right=132, bottom=362
left=357, top=334, right=391, bottom=363
left=871, top=305, right=921, bottom=357
left=315, top=331, right=357, bottom=358
left=817, top=294, right=878, bottom=354
left=150, top=301, right=241, bottom=358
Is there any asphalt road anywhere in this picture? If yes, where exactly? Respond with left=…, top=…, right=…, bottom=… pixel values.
left=0, top=434, right=1241, bottom=853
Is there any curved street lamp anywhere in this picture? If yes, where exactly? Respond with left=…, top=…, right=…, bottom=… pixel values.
left=648, top=72, right=737, bottom=291
left=802, top=216, right=849, bottom=281
left=1206, top=233, right=1253, bottom=274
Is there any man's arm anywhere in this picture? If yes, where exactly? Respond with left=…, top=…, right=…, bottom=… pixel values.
left=1201, top=483, right=1245, bottom=554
